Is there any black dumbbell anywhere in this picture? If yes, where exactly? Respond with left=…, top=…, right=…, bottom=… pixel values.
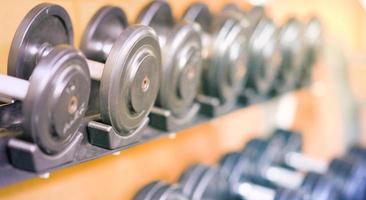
left=137, top=1, right=203, bottom=128
left=267, top=129, right=366, bottom=200
left=80, top=6, right=161, bottom=146
left=240, top=138, right=341, bottom=200
left=179, top=164, right=232, bottom=200
left=183, top=3, right=249, bottom=113
left=134, top=181, right=188, bottom=200
left=219, top=152, right=307, bottom=200
left=3, top=3, right=91, bottom=155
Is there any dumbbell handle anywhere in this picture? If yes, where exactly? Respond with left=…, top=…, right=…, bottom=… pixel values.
left=237, top=182, right=276, bottom=200
left=266, top=166, right=304, bottom=189
left=0, top=75, right=29, bottom=100
left=285, top=151, right=328, bottom=173
left=86, top=59, right=104, bottom=80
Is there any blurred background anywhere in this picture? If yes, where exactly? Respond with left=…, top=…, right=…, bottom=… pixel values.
left=1, top=0, right=366, bottom=199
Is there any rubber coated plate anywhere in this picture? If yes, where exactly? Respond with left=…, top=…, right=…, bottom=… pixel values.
left=8, top=3, right=73, bottom=80
left=137, top=1, right=174, bottom=29
left=183, top=3, right=213, bottom=32
left=80, top=6, right=127, bottom=63
left=207, top=12, right=248, bottom=103
left=100, top=25, right=161, bottom=134
left=23, top=46, right=90, bottom=155
left=134, top=181, right=188, bottom=200
left=248, top=17, right=281, bottom=95
left=277, top=18, right=305, bottom=92
left=179, top=164, right=230, bottom=200
left=158, top=23, right=202, bottom=117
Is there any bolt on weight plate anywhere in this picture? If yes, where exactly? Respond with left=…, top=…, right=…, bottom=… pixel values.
left=134, top=181, right=189, bottom=200
left=81, top=6, right=161, bottom=133
left=138, top=1, right=203, bottom=118
left=23, top=47, right=90, bottom=155
left=8, top=3, right=73, bottom=80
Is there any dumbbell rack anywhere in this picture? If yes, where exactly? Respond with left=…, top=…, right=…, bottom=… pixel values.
left=0, top=0, right=363, bottom=199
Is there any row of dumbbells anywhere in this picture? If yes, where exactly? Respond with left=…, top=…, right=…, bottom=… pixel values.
left=0, top=1, right=322, bottom=172
left=135, top=129, right=366, bottom=200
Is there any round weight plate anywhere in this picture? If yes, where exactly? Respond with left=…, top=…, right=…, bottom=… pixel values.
left=222, top=3, right=243, bottom=14
left=301, top=172, right=340, bottom=200
left=179, top=164, right=231, bottom=200
left=8, top=3, right=73, bottom=80
left=134, top=181, right=188, bottom=200
left=207, top=12, right=248, bottom=103
left=23, top=46, right=90, bottom=155
left=328, top=157, right=366, bottom=200
left=183, top=3, right=213, bottom=32
left=247, top=17, right=282, bottom=96
left=80, top=6, right=127, bottom=63
left=277, top=18, right=306, bottom=92
left=99, top=25, right=161, bottom=134
left=137, top=1, right=174, bottom=29
left=348, top=146, right=366, bottom=162
left=304, top=17, right=322, bottom=65
left=156, top=23, right=202, bottom=117
left=269, top=129, right=303, bottom=161
left=275, top=188, right=305, bottom=200
left=247, top=6, right=265, bottom=34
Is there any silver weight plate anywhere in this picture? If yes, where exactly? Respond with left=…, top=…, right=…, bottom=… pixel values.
left=8, top=3, right=73, bottom=80
left=99, top=25, right=161, bottom=134
left=248, top=17, right=282, bottom=95
left=23, top=46, right=90, bottom=155
left=80, top=6, right=128, bottom=62
left=208, top=12, right=248, bottom=103
left=304, top=17, right=322, bottom=66
left=137, top=1, right=174, bottom=29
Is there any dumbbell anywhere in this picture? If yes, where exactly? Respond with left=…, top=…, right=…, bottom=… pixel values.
left=80, top=6, right=161, bottom=134
left=134, top=181, right=188, bottom=200
left=183, top=3, right=248, bottom=109
left=244, top=139, right=366, bottom=199
left=137, top=1, right=202, bottom=122
left=225, top=5, right=282, bottom=99
left=3, top=3, right=91, bottom=155
left=219, top=152, right=308, bottom=200
left=298, top=17, right=323, bottom=87
left=179, top=164, right=232, bottom=200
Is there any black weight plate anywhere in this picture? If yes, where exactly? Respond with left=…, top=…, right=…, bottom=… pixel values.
left=277, top=18, right=306, bottom=92
left=157, top=23, right=202, bottom=117
left=268, top=129, right=303, bottom=164
left=179, top=164, right=231, bottom=200
left=247, top=17, right=282, bottom=96
left=23, top=46, right=90, bottom=155
left=275, top=188, right=306, bottom=200
left=348, top=145, right=366, bottom=162
left=206, top=12, right=248, bottom=103
left=137, top=1, right=174, bottom=29
left=328, top=157, right=366, bottom=200
left=8, top=3, right=73, bottom=80
left=300, top=172, right=340, bottom=200
left=183, top=3, right=213, bottom=32
left=100, top=25, right=161, bottom=134
left=134, top=181, right=188, bottom=200
left=80, top=6, right=128, bottom=63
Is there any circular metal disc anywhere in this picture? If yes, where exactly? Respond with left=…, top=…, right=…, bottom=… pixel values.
left=207, top=12, right=248, bottom=103
left=180, top=164, right=231, bottom=200
left=137, top=1, right=174, bottom=28
left=134, top=181, right=189, bottom=200
left=99, top=25, right=161, bottom=134
left=222, top=3, right=243, bottom=14
left=183, top=3, right=213, bottom=32
left=23, top=46, right=90, bottom=155
left=80, top=6, right=127, bottom=63
left=277, top=18, right=306, bottom=92
left=156, top=23, right=202, bottom=117
left=301, top=172, right=340, bottom=200
left=8, top=3, right=73, bottom=80
left=248, top=17, right=282, bottom=95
